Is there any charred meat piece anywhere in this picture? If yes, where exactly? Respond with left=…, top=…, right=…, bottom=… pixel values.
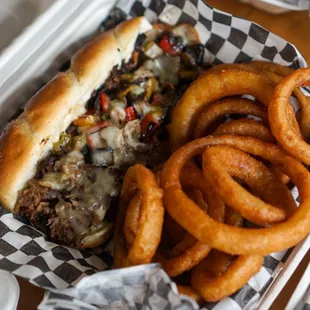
left=135, top=33, right=147, bottom=50
left=49, top=216, right=77, bottom=247
left=35, top=154, right=60, bottom=178
left=15, top=184, right=59, bottom=236
left=182, top=44, right=205, bottom=67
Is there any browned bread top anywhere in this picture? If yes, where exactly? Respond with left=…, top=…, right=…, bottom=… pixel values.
left=0, top=17, right=152, bottom=211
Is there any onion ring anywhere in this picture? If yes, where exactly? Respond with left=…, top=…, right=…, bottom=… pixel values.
left=180, top=166, right=225, bottom=220
left=186, top=189, right=208, bottom=214
left=162, top=213, right=187, bottom=247
left=225, top=207, right=243, bottom=227
left=123, top=192, right=141, bottom=247
left=249, top=62, right=310, bottom=140
left=191, top=254, right=263, bottom=302
left=174, top=202, right=244, bottom=302
left=161, top=135, right=309, bottom=255
left=209, top=62, right=291, bottom=81
left=212, top=118, right=289, bottom=184
left=169, top=233, right=197, bottom=256
left=196, top=209, right=243, bottom=277
left=177, top=285, right=201, bottom=302
left=202, top=250, right=234, bottom=276
left=208, top=63, right=285, bottom=89
left=209, top=62, right=292, bottom=80
left=203, top=145, right=296, bottom=225
left=157, top=167, right=204, bottom=248
left=270, top=165, right=291, bottom=185
left=158, top=238, right=211, bottom=278
left=269, top=68, right=310, bottom=165
left=156, top=166, right=225, bottom=277
left=213, top=119, right=274, bottom=143
left=169, top=70, right=274, bottom=150
left=249, top=61, right=293, bottom=76
left=190, top=206, right=263, bottom=302
left=209, top=62, right=309, bottom=139
left=194, top=98, right=268, bottom=138
left=114, top=164, right=164, bottom=267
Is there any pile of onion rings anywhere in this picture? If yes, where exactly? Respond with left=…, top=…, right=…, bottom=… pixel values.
left=114, top=62, right=310, bottom=304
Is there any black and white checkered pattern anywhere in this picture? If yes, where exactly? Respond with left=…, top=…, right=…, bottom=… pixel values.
left=0, top=214, right=111, bottom=289
left=36, top=255, right=293, bottom=310
left=38, top=264, right=199, bottom=310
left=108, top=0, right=307, bottom=69
left=0, top=0, right=308, bottom=309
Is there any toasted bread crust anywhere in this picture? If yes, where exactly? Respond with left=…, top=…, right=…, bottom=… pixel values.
left=71, top=30, right=120, bottom=90
left=0, top=17, right=152, bottom=211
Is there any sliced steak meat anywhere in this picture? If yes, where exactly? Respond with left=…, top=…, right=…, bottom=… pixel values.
left=15, top=184, right=58, bottom=236
left=35, top=154, right=60, bottom=178
left=49, top=217, right=77, bottom=247
left=104, top=75, right=121, bottom=93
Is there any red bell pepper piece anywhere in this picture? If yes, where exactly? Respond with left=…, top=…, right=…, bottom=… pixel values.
left=100, top=92, right=110, bottom=113
left=140, top=113, right=159, bottom=140
left=125, top=106, right=136, bottom=122
left=85, top=107, right=95, bottom=115
left=159, top=35, right=178, bottom=56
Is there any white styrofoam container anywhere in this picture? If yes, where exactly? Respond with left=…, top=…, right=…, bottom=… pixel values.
left=0, top=0, right=117, bottom=127
left=0, top=0, right=309, bottom=309
left=0, top=0, right=54, bottom=53
left=240, top=0, right=309, bottom=14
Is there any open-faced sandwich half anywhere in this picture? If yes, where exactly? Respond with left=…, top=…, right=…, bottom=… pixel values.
left=0, top=17, right=204, bottom=248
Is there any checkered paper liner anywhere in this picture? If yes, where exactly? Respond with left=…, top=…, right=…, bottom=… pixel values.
left=0, top=0, right=308, bottom=309
left=37, top=254, right=294, bottom=310
left=38, top=264, right=199, bottom=310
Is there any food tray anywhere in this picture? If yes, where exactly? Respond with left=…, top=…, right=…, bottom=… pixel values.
left=0, top=0, right=309, bottom=309
left=0, top=0, right=54, bottom=54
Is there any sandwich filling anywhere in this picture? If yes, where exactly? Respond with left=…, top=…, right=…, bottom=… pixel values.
left=15, top=23, right=205, bottom=247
